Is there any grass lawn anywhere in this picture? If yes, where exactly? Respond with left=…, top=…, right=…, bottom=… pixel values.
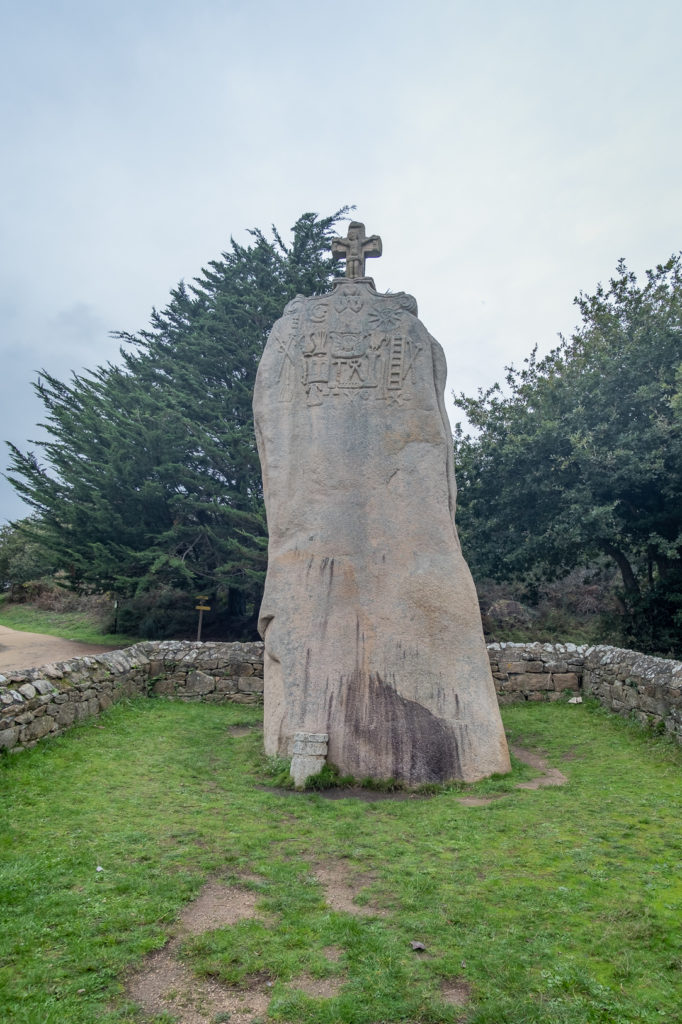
left=1, top=698, right=681, bottom=1024
left=0, top=598, right=140, bottom=647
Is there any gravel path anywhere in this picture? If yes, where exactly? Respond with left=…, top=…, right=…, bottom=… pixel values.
left=0, top=624, right=121, bottom=674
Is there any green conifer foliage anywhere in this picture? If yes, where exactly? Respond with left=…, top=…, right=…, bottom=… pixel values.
left=6, top=209, right=348, bottom=638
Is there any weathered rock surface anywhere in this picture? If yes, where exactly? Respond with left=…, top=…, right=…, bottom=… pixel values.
left=254, top=277, right=510, bottom=783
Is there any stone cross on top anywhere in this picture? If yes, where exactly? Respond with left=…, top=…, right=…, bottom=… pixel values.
left=331, top=221, right=382, bottom=279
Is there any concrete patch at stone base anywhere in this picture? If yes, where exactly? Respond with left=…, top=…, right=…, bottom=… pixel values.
left=290, top=731, right=328, bottom=787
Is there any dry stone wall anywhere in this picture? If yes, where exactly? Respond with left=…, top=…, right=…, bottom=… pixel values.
left=582, top=645, right=682, bottom=741
left=488, top=642, right=584, bottom=703
left=0, top=641, right=263, bottom=754
left=489, top=641, right=682, bottom=742
left=1, top=639, right=681, bottom=755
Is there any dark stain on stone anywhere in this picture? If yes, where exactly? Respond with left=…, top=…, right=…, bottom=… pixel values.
left=355, top=616, right=363, bottom=673
left=333, top=669, right=462, bottom=784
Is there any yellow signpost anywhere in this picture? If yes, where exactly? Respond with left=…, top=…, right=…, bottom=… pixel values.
left=195, top=596, right=211, bottom=641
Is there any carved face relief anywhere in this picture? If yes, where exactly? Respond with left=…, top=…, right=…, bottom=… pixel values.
left=334, top=288, right=365, bottom=313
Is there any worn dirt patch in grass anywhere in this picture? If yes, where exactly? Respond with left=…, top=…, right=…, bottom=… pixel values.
left=455, top=744, right=567, bottom=806
left=315, top=861, right=388, bottom=916
left=227, top=725, right=259, bottom=737
left=323, top=944, right=343, bottom=962
left=125, top=877, right=268, bottom=1023
left=457, top=795, right=506, bottom=807
left=287, top=971, right=344, bottom=998
left=179, top=879, right=262, bottom=934
left=263, top=785, right=426, bottom=802
left=440, top=976, right=471, bottom=1005
left=511, top=744, right=568, bottom=788
left=313, top=786, right=426, bottom=802
left=127, top=948, right=271, bottom=1024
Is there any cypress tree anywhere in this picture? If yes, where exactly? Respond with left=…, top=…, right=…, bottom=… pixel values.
left=6, top=208, right=348, bottom=637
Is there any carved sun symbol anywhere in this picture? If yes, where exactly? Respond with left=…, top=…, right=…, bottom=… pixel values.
left=368, top=306, right=400, bottom=331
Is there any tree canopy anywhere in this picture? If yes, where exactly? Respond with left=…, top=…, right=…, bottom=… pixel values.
left=454, top=256, right=682, bottom=655
left=6, top=209, right=349, bottom=638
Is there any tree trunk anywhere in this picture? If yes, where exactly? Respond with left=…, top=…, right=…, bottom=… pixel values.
left=600, top=541, right=640, bottom=598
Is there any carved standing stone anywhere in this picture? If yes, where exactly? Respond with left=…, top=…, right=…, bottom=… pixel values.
left=253, top=241, right=510, bottom=784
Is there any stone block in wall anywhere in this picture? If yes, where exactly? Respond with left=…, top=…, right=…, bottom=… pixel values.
left=552, top=673, right=580, bottom=691
left=74, top=702, right=90, bottom=722
left=55, top=703, right=77, bottom=727
left=41, top=664, right=66, bottom=679
left=639, top=695, right=670, bottom=716
left=632, top=710, right=653, bottom=727
left=18, top=683, right=37, bottom=699
left=123, top=678, right=143, bottom=698
left=513, top=673, right=554, bottom=692
left=497, top=661, right=527, bottom=674
left=544, top=661, right=569, bottom=674
left=198, top=658, right=221, bottom=670
left=0, top=726, right=19, bottom=749
left=611, top=684, right=639, bottom=708
left=152, top=677, right=177, bottom=696
left=215, top=678, right=237, bottom=693
left=185, top=670, right=216, bottom=695
left=238, top=675, right=264, bottom=693
left=21, top=714, right=55, bottom=742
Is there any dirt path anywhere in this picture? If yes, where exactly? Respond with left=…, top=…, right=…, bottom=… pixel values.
left=0, top=624, right=121, bottom=674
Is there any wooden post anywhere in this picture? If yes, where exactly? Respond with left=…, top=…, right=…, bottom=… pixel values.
left=195, top=596, right=211, bottom=642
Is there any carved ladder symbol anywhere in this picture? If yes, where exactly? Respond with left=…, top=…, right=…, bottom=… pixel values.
left=387, top=336, right=404, bottom=389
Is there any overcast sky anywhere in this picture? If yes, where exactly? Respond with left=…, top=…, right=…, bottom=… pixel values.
left=2, top=0, right=681, bottom=524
